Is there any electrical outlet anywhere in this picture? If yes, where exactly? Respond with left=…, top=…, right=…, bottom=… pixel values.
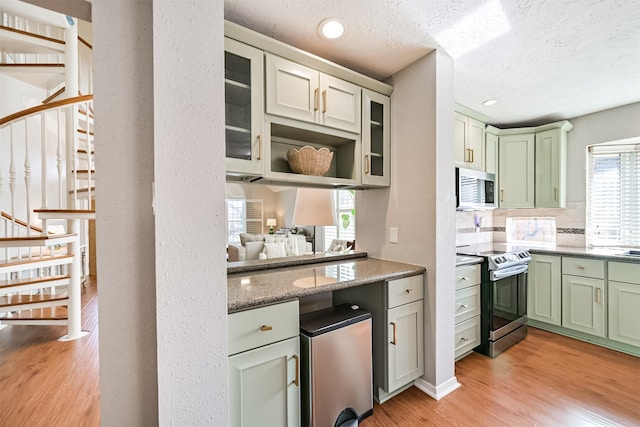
left=390, top=227, right=398, bottom=244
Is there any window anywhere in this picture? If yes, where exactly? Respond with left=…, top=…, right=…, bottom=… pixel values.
left=324, top=190, right=356, bottom=249
left=586, top=138, right=640, bottom=248
left=225, top=199, right=263, bottom=243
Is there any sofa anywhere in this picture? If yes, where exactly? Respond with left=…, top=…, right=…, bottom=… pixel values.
left=228, top=233, right=312, bottom=262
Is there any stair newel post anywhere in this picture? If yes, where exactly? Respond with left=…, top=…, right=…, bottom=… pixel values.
left=59, top=218, right=86, bottom=341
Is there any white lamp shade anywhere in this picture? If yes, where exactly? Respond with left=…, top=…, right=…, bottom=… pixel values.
left=266, top=218, right=277, bottom=227
left=291, top=188, right=336, bottom=226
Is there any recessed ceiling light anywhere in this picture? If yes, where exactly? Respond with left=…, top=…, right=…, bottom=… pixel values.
left=483, top=99, right=497, bottom=106
left=318, top=18, right=345, bottom=40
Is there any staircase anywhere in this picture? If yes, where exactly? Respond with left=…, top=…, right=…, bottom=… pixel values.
left=0, top=0, right=94, bottom=340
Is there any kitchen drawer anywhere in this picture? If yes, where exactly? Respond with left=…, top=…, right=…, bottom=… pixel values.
left=387, top=274, right=423, bottom=308
left=455, top=316, right=480, bottom=359
left=608, top=261, right=640, bottom=285
left=455, top=264, right=481, bottom=290
left=562, top=257, right=604, bottom=279
left=228, top=300, right=299, bottom=356
left=455, top=285, right=481, bottom=324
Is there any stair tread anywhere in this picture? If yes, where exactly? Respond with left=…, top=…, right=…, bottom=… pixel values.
left=0, top=254, right=74, bottom=267
left=69, top=187, right=95, bottom=194
left=35, top=209, right=95, bottom=213
left=0, top=233, right=76, bottom=242
left=0, top=25, right=65, bottom=46
left=0, top=292, right=68, bottom=308
left=0, top=63, right=65, bottom=68
left=3, top=306, right=68, bottom=321
left=0, top=275, right=70, bottom=290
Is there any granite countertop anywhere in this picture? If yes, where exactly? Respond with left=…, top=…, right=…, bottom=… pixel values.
left=227, top=257, right=426, bottom=312
left=458, top=242, right=640, bottom=263
left=456, top=255, right=484, bottom=267
left=526, top=245, right=640, bottom=263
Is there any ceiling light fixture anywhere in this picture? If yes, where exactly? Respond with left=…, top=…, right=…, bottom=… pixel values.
left=483, top=99, right=497, bottom=106
left=319, top=18, right=345, bottom=40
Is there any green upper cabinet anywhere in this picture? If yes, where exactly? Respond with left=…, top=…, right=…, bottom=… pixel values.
left=224, top=38, right=265, bottom=176
left=498, top=133, right=535, bottom=208
left=265, top=53, right=362, bottom=134
left=535, top=121, right=573, bottom=208
left=362, top=89, right=390, bottom=187
left=455, top=112, right=485, bottom=171
left=494, top=120, right=573, bottom=209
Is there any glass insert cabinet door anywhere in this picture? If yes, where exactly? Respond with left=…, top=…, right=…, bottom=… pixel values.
left=362, top=89, right=390, bottom=186
left=224, top=37, right=264, bottom=176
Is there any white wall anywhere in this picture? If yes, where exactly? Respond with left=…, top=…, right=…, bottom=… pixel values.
left=356, top=50, right=459, bottom=398
left=95, top=0, right=228, bottom=425
left=566, top=102, right=640, bottom=203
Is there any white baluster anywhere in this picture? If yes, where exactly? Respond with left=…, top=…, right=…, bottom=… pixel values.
left=41, top=110, right=48, bottom=211
left=9, top=123, right=16, bottom=238
left=57, top=109, right=63, bottom=208
left=86, top=101, right=93, bottom=203
left=24, top=118, right=32, bottom=237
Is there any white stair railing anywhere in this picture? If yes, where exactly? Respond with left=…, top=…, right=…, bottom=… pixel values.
left=1, top=10, right=66, bottom=66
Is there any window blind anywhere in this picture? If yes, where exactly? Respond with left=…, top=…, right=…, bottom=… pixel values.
left=587, top=141, right=640, bottom=247
left=324, top=190, right=356, bottom=250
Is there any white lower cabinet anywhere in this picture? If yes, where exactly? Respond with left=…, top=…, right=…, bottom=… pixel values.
left=608, top=262, right=640, bottom=347
left=455, top=264, right=481, bottom=360
left=228, top=300, right=300, bottom=427
left=333, top=274, right=424, bottom=403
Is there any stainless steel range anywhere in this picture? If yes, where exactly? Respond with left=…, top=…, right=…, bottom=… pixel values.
left=457, top=245, right=532, bottom=357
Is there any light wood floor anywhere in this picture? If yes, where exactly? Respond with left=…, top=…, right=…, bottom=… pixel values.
left=363, top=328, right=640, bottom=427
left=1, top=283, right=639, bottom=427
left=0, top=278, right=100, bottom=427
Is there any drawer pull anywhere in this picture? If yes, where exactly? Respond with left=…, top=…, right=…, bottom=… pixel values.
left=405, top=289, right=414, bottom=294
left=291, top=355, right=299, bottom=387
left=260, top=325, right=273, bottom=332
left=390, top=322, right=397, bottom=346
left=460, top=337, right=469, bottom=343
left=576, top=265, right=585, bottom=270
left=460, top=304, right=468, bottom=309
left=459, top=276, right=468, bottom=281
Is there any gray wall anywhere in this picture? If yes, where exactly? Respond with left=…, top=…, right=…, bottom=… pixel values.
left=566, top=102, right=640, bottom=203
left=95, top=0, right=228, bottom=425
left=356, top=49, right=459, bottom=397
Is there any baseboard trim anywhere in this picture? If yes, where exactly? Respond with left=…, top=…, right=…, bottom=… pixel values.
left=413, top=376, right=461, bottom=400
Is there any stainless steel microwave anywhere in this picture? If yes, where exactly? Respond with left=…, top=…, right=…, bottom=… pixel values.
left=456, top=167, right=496, bottom=210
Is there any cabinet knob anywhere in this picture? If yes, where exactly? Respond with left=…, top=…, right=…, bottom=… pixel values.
left=260, top=325, right=273, bottom=332
left=405, top=289, right=414, bottom=294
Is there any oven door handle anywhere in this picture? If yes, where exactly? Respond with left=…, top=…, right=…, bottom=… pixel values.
left=491, top=264, right=529, bottom=280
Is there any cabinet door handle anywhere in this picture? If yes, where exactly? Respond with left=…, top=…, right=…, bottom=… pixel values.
left=364, top=154, right=370, bottom=174
left=291, top=355, right=299, bottom=387
left=260, top=325, right=272, bottom=331
left=595, top=288, right=602, bottom=304
left=470, top=149, right=474, bottom=163
left=465, top=148, right=470, bottom=163
left=500, top=189, right=504, bottom=202
left=322, top=90, right=327, bottom=113
left=257, top=134, right=262, bottom=161
left=314, top=88, right=319, bottom=111
left=390, top=322, right=397, bottom=346
left=554, top=187, right=558, bottom=201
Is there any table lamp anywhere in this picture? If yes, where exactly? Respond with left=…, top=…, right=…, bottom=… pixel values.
left=291, top=188, right=336, bottom=252
left=266, top=218, right=277, bottom=234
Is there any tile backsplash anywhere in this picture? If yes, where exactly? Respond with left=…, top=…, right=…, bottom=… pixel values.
left=456, top=202, right=586, bottom=247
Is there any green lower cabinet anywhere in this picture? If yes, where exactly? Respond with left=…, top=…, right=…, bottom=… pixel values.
left=528, top=255, right=562, bottom=325
left=561, top=274, right=605, bottom=337
left=228, top=337, right=300, bottom=427
left=608, top=280, right=640, bottom=347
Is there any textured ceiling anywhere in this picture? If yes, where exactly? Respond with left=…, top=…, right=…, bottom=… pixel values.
left=225, top=0, right=640, bottom=127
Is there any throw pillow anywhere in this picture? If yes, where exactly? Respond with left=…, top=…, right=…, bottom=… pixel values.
left=264, top=242, right=286, bottom=259
left=244, top=241, right=264, bottom=260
